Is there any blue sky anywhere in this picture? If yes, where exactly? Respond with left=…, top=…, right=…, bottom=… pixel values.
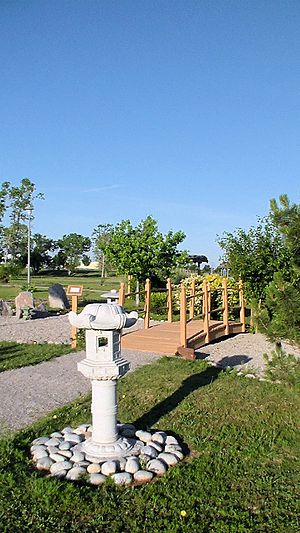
left=1, top=0, right=299, bottom=266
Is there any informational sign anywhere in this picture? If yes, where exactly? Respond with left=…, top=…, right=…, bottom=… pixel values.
left=66, top=285, right=83, bottom=297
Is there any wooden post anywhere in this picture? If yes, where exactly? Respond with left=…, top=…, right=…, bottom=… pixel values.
left=167, top=278, right=172, bottom=323
left=127, top=274, right=132, bottom=294
left=202, top=280, right=210, bottom=344
left=222, top=278, right=229, bottom=336
left=144, top=278, right=151, bottom=329
left=136, top=280, right=140, bottom=307
left=189, top=278, right=195, bottom=320
left=239, top=280, right=246, bottom=332
left=118, top=282, right=125, bottom=306
left=71, top=295, right=78, bottom=349
left=180, top=283, right=187, bottom=347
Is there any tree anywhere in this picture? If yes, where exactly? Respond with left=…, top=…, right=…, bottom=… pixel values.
left=56, top=233, right=91, bottom=275
left=92, top=224, right=113, bottom=277
left=217, top=217, right=292, bottom=301
left=270, top=194, right=300, bottom=270
left=0, top=178, right=44, bottom=261
left=100, top=216, right=188, bottom=284
left=20, top=233, right=55, bottom=273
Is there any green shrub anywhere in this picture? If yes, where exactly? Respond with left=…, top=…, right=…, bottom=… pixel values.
left=263, top=346, right=300, bottom=388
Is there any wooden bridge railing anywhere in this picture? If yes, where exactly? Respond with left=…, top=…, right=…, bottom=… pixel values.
left=119, top=276, right=246, bottom=347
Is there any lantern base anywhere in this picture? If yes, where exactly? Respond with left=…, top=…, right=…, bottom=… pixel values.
left=76, top=436, right=144, bottom=461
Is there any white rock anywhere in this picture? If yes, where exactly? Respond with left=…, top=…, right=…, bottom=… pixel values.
left=134, top=470, right=154, bottom=483
left=45, top=437, right=61, bottom=447
left=33, top=449, right=49, bottom=460
left=165, top=435, right=179, bottom=445
left=88, top=473, right=107, bottom=485
left=50, top=432, right=63, bottom=438
left=173, top=450, right=184, bottom=460
left=30, top=444, right=47, bottom=453
left=59, top=441, right=72, bottom=451
left=64, top=434, right=83, bottom=444
left=71, top=452, right=85, bottom=463
left=125, top=457, right=140, bottom=474
left=51, top=469, right=67, bottom=479
left=139, top=454, right=152, bottom=466
left=101, top=461, right=117, bottom=476
left=121, top=428, right=136, bottom=438
left=36, top=457, right=54, bottom=471
left=47, top=446, right=59, bottom=455
left=62, top=427, right=74, bottom=434
left=148, top=441, right=163, bottom=453
left=58, top=450, right=72, bottom=459
left=147, top=459, right=167, bottom=476
left=116, top=457, right=127, bottom=471
left=50, top=461, right=73, bottom=474
left=49, top=453, right=66, bottom=463
left=142, top=446, right=158, bottom=458
left=164, top=444, right=182, bottom=454
left=87, top=463, right=101, bottom=474
left=32, top=436, right=49, bottom=446
left=112, top=472, right=132, bottom=485
left=151, top=432, right=166, bottom=445
left=157, top=452, right=178, bottom=466
left=66, top=466, right=87, bottom=481
left=135, top=430, right=152, bottom=443
left=78, top=461, right=90, bottom=468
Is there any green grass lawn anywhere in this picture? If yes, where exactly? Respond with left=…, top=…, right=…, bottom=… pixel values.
left=0, top=271, right=123, bottom=304
left=0, top=357, right=299, bottom=532
left=0, top=341, right=75, bottom=372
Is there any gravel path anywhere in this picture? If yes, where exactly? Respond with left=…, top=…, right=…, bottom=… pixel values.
left=0, top=315, right=299, bottom=433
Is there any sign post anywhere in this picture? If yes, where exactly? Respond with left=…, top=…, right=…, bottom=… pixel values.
left=66, top=285, right=83, bottom=349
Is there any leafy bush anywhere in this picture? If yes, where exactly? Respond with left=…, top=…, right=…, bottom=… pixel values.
left=0, top=261, right=23, bottom=283
left=175, top=274, right=239, bottom=320
left=150, top=291, right=168, bottom=313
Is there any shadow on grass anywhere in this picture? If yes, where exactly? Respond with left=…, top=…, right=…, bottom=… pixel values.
left=0, top=344, right=23, bottom=361
left=133, top=365, right=223, bottom=430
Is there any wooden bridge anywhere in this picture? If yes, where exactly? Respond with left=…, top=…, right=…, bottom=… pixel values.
left=119, top=278, right=246, bottom=359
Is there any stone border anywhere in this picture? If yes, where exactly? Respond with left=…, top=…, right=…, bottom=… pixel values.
left=30, top=423, right=185, bottom=486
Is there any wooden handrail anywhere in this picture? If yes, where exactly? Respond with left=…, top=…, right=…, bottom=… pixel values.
left=202, top=280, right=210, bottom=343
left=222, top=278, right=229, bottom=335
left=167, top=278, right=173, bottom=323
left=144, top=278, right=151, bottom=329
left=189, top=278, right=196, bottom=320
left=118, top=282, right=125, bottom=306
left=180, top=283, right=187, bottom=347
left=239, top=280, right=246, bottom=332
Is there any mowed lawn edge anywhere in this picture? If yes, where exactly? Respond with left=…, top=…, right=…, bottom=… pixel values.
left=0, top=341, right=75, bottom=372
left=0, top=357, right=299, bottom=532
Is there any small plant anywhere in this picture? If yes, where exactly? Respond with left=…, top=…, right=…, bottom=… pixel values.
left=263, top=345, right=300, bottom=388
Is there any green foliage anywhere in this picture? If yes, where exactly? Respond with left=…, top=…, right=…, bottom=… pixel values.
left=270, top=194, right=300, bottom=270
left=217, top=217, right=292, bottom=301
left=0, top=341, right=74, bottom=372
left=177, top=273, right=239, bottom=320
left=150, top=291, right=168, bottom=313
left=56, top=233, right=91, bottom=275
left=0, top=358, right=299, bottom=531
left=263, top=346, right=300, bottom=388
left=101, top=215, right=188, bottom=283
left=0, top=261, right=23, bottom=282
left=92, top=223, right=113, bottom=277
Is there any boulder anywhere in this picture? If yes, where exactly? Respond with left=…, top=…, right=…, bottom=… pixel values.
left=48, top=284, right=70, bottom=310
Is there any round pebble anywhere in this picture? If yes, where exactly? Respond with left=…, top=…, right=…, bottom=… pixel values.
left=64, top=434, right=83, bottom=444
left=165, top=435, right=178, bottom=446
left=164, top=444, right=182, bottom=454
left=50, top=432, right=63, bottom=438
left=32, top=436, right=49, bottom=445
left=58, top=450, right=73, bottom=459
left=59, top=441, right=72, bottom=451
left=112, top=472, right=132, bottom=486
left=36, top=457, right=54, bottom=471
left=116, top=457, right=127, bottom=471
left=30, top=444, right=47, bottom=453
left=125, top=457, right=140, bottom=474
left=66, top=466, right=87, bottom=481
left=142, top=446, right=158, bottom=458
left=45, top=437, right=61, bottom=447
left=88, top=473, right=107, bottom=485
left=50, top=461, right=73, bottom=475
left=134, top=470, right=154, bottom=483
left=71, top=452, right=85, bottom=463
left=85, top=455, right=102, bottom=464
left=49, top=453, right=66, bottom=463
left=151, top=432, right=166, bottom=445
left=101, top=461, right=117, bottom=476
left=51, top=469, right=67, bottom=479
left=147, top=459, right=167, bottom=476
left=87, top=463, right=101, bottom=474
left=33, top=449, right=49, bottom=460
left=62, top=427, right=74, bottom=434
left=148, top=441, right=163, bottom=453
left=135, top=430, right=152, bottom=443
left=157, top=452, right=178, bottom=466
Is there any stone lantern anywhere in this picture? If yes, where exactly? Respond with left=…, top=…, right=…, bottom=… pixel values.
left=69, top=303, right=140, bottom=459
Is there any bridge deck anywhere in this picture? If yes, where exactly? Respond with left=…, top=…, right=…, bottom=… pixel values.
left=121, top=319, right=244, bottom=355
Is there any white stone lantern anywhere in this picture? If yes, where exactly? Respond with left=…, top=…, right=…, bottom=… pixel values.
left=69, top=303, right=140, bottom=459
left=100, top=289, right=119, bottom=304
